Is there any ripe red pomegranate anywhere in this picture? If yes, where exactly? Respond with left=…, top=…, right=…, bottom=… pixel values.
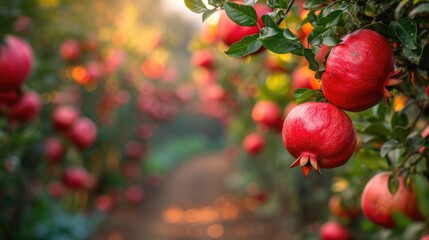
left=319, top=221, right=351, bottom=240
left=322, top=29, right=400, bottom=112
left=218, top=2, right=271, bottom=46
left=52, top=106, right=79, bottom=131
left=251, top=100, right=283, bottom=131
left=8, top=91, right=41, bottom=123
left=47, top=181, right=64, bottom=198
left=62, top=167, right=88, bottom=189
left=44, top=137, right=65, bottom=163
left=361, top=171, right=423, bottom=228
left=0, top=35, right=34, bottom=90
left=243, top=133, right=265, bottom=155
left=69, top=117, right=98, bottom=149
left=329, top=195, right=360, bottom=219
left=191, top=49, right=215, bottom=69
left=95, top=195, right=114, bottom=212
left=425, top=86, right=429, bottom=97
left=421, top=234, right=429, bottom=240
left=59, top=39, right=81, bottom=61
left=282, top=102, right=356, bottom=176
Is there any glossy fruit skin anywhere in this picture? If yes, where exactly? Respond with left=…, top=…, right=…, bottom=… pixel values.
left=322, top=29, right=393, bottom=112
left=251, top=100, right=283, bottom=131
left=320, top=221, right=352, bottom=240
left=44, top=137, right=65, bottom=163
left=361, top=171, right=423, bottom=228
left=69, top=117, right=97, bottom=150
left=243, top=133, right=265, bottom=155
left=8, top=91, right=41, bottom=122
left=62, top=167, right=88, bottom=189
left=218, top=3, right=271, bottom=46
left=0, top=35, right=34, bottom=90
left=52, top=106, right=79, bottom=131
left=282, top=102, right=356, bottom=175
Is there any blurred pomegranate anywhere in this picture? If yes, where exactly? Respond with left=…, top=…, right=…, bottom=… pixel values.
left=52, top=105, right=79, bottom=131
left=62, top=167, right=88, bottom=189
left=243, top=133, right=265, bottom=155
left=0, top=35, right=34, bottom=90
left=126, top=185, right=144, bottom=203
left=191, top=49, right=215, bottom=69
left=69, top=117, right=98, bottom=149
left=44, top=137, right=66, bottom=163
left=8, top=91, right=41, bottom=123
left=125, top=140, right=145, bottom=160
left=59, top=39, right=81, bottom=61
left=251, top=100, right=283, bottom=132
left=95, top=195, right=114, bottom=212
left=47, top=181, right=64, bottom=198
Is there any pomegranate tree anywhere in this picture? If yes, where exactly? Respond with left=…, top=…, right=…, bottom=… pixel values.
left=361, top=172, right=423, bottom=228
left=282, top=102, right=356, bottom=176
left=321, top=29, right=400, bottom=112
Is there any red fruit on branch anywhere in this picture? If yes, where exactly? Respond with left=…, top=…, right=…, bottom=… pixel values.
left=0, top=35, right=34, bottom=90
left=361, top=172, right=423, bottom=228
left=126, top=185, right=144, bottom=203
left=218, top=2, right=271, bottom=46
left=52, top=106, right=79, bottom=131
left=95, top=195, right=114, bottom=212
left=322, top=29, right=400, bottom=112
left=62, top=167, right=88, bottom=190
left=421, top=234, right=429, bottom=240
left=8, top=91, right=41, bottom=123
left=243, top=133, right=265, bottom=155
left=292, top=65, right=321, bottom=90
left=282, top=102, right=356, bottom=176
left=69, top=117, right=98, bottom=150
left=59, top=39, right=81, bottom=61
left=319, top=221, right=352, bottom=240
left=251, top=100, right=283, bottom=131
left=44, top=137, right=66, bottom=163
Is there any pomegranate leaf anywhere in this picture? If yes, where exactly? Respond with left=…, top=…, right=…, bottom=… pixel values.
left=392, top=212, right=414, bottom=229
left=225, top=34, right=262, bottom=57
left=414, top=174, right=429, bottom=220
left=260, top=31, right=303, bottom=54
left=208, top=0, right=225, bottom=7
left=293, top=89, right=320, bottom=104
left=402, top=44, right=423, bottom=65
left=409, top=3, right=429, bottom=17
left=185, top=0, right=208, bottom=13
left=317, top=10, right=343, bottom=28
left=224, top=2, right=258, bottom=27
left=389, top=18, right=418, bottom=50
left=304, top=0, right=330, bottom=10
left=380, top=139, right=400, bottom=158
left=388, top=175, right=399, bottom=195
left=267, top=0, right=288, bottom=9
left=202, top=9, right=217, bottom=22
left=302, top=48, right=319, bottom=71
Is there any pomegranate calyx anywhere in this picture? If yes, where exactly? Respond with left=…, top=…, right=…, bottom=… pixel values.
left=290, top=153, right=320, bottom=177
left=389, top=69, right=403, bottom=78
left=385, top=78, right=403, bottom=87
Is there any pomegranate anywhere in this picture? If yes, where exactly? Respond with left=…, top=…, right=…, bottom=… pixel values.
left=421, top=234, right=429, bottom=240
left=62, top=167, right=88, bottom=189
left=361, top=171, right=423, bottom=228
left=0, top=35, right=34, bottom=90
left=282, top=102, right=356, bottom=176
left=69, top=117, right=98, bottom=149
left=59, top=39, right=81, bottom=61
left=125, top=140, right=145, bottom=160
left=218, top=2, right=271, bottom=46
left=243, top=132, right=265, bottom=155
left=319, top=221, right=352, bottom=240
left=43, top=137, right=65, bottom=163
left=8, top=91, right=41, bottom=123
left=191, top=49, right=215, bottom=69
left=95, top=195, right=114, bottom=211
left=251, top=100, right=283, bottom=131
left=0, top=89, right=21, bottom=107
left=47, top=181, right=64, bottom=198
left=322, top=29, right=400, bottom=112
left=52, top=106, right=79, bottom=131
left=292, top=65, right=320, bottom=90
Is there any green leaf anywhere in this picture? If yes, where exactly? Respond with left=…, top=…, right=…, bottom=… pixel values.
left=403, top=44, right=423, bottom=65
left=409, top=3, right=429, bottom=17
left=202, top=9, right=217, bottom=22
left=208, top=0, right=225, bottom=7
left=293, top=88, right=320, bottom=104
left=380, top=139, right=400, bottom=157
left=414, top=174, right=429, bottom=220
left=260, top=33, right=303, bottom=54
left=225, top=34, right=262, bottom=57
left=283, top=29, right=299, bottom=41
left=317, top=10, right=343, bottom=27
left=185, top=0, right=208, bottom=13
left=362, top=122, right=389, bottom=137
left=392, top=211, right=413, bottom=229
left=244, top=0, right=258, bottom=6
left=302, top=48, right=319, bottom=71
left=261, top=15, right=281, bottom=31
left=304, top=0, right=330, bottom=10
left=308, top=26, right=326, bottom=45
left=388, top=174, right=400, bottom=195
left=224, top=2, right=258, bottom=27
left=389, top=18, right=418, bottom=50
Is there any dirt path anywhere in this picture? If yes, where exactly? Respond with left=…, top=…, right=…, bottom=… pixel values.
left=93, top=152, right=289, bottom=240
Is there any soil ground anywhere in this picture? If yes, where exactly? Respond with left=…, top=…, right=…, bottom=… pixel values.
left=93, top=152, right=292, bottom=240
